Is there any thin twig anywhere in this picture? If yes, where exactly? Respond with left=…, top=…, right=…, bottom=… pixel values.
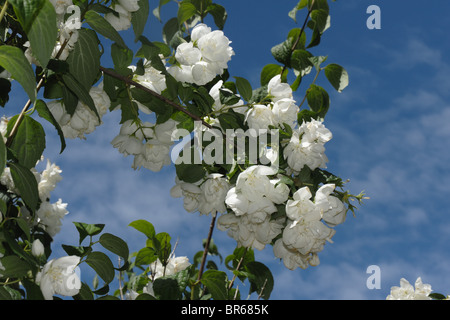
left=197, top=214, right=217, bottom=281
left=118, top=256, right=124, bottom=300
left=228, top=247, right=247, bottom=290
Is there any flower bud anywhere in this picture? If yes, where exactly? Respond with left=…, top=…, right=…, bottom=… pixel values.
left=32, top=239, right=45, bottom=257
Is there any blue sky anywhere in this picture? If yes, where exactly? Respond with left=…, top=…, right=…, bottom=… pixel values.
left=6, top=0, right=450, bottom=300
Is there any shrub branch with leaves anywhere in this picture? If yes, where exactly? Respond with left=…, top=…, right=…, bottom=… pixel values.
left=0, top=0, right=373, bottom=300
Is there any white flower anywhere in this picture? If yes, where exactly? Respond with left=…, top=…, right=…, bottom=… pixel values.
left=217, top=211, right=285, bottom=251
left=197, top=30, right=234, bottom=71
left=314, top=184, right=346, bottom=227
left=268, top=74, right=293, bottom=102
left=273, top=238, right=312, bottom=270
left=168, top=64, right=195, bottom=83
left=170, top=177, right=203, bottom=213
left=191, top=23, right=212, bottom=42
left=132, top=60, right=167, bottom=95
left=175, top=42, right=202, bottom=66
left=133, top=141, right=171, bottom=171
left=31, top=239, right=45, bottom=257
left=118, top=0, right=140, bottom=12
left=149, top=256, right=191, bottom=280
left=245, top=105, right=275, bottom=131
left=283, top=119, right=332, bottom=172
left=271, top=98, right=298, bottom=128
left=198, top=174, right=230, bottom=216
left=191, top=61, right=217, bottom=85
left=105, top=4, right=132, bottom=31
left=38, top=159, right=63, bottom=201
left=36, top=256, right=81, bottom=300
left=387, top=277, right=432, bottom=300
left=48, top=84, right=110, bottom=139
left=49, top=0, right=73, bottom=15
left=36, top=199, right=69, bottom=237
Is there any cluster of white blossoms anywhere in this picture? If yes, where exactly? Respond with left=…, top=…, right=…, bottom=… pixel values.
left=386, top=277, right=434, bottom=300
left=48, top=82, right=111, bottom=139
left=168, top=23, right=235, bottom=86
left=105, top=0, right=140, bottom=31
left=0, top=156, right=68, bottom=238
left=111, top=118, right=179, bottom=172
left=127, top=255, right=191, bottom=299
left=273, top=184, right=345, bottom=270
left=245, top=75, right=297, bottom=131
left=170, top=173, right=231, bottom=217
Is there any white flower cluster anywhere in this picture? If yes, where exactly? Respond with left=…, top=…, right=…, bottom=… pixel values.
left=127, top=255, right=191, bottom=299
left=386, top=277, right=433, bottom=300
left=245, top=75, right=297, bottom=131
left=0, top=155, right=68, bottom=238
left=217, top=166, right=289, bottom=250
left=273, top=184, right=345, bottom=270
left=105, top=0, right=140, bottom=31
left=168, top=23, right=235, bottom=86
left=111, top=118, right=179, bottom=172
left=170, top=173, right=231, bottom=217
left=284, top=119, right=332, bottom=173
left=48, top=82, right=111, bottom=139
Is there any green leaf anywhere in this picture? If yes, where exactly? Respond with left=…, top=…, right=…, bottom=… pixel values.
left=260, top=64, right=282, bottom=86
left=153, top=278, right=181, bottom=300
left=206, top=4, right=227, bottom=30
left=245, top=261, right=274, bottom=300
left=73, top=222, right=105, bottom=244
left=291, top=49, right=313, bottom=77
left=129, top=219, right=156, bottom=238
left=8, top=115, right=46, bottom=169
left=26, top=0, right=57, bottom=68
left=110, top=43, right=134, bottom=71
left=234, top=77, right=252, bottom=102
left=85, top=10, right=127, bottom=49
left=66, top=28, right=101, bottom=91
left=135, top=247, right=157, bottom=265
left=306, top=84, right=330, bottom=118
left=35, top=99, right=66, bottom=154
left=324, top=63, right=349, bottom=92
left=271, top=40, right=292, bottom=67
left=9, top=162, right=39, bottom=212
left=0, top=46, right=36, bottom=102
left=8, top=0, right=45, bottom=32
left=99, top=233, right=129, bottom=260
left=162, top=17, right=180, bottom=47
left=0, top=78, right=11, bottom=107
left=288, top=0, right=308, bottom=22
left=0, top=255, right=32, bottom=278
left=310, top=9, right=330, bottom=34
left=175, top=163, right=206, bottom=183
left=154, top=232, right=172, bottom=263
left=62, top=73, right=100, bottom=121
left=177, top=2, right=197, bottom=25
left=131, top=0, right=150, bottom=41
left=85, top=251, right=115, bottom=284
left=200, top=270, right=228, bottom=300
